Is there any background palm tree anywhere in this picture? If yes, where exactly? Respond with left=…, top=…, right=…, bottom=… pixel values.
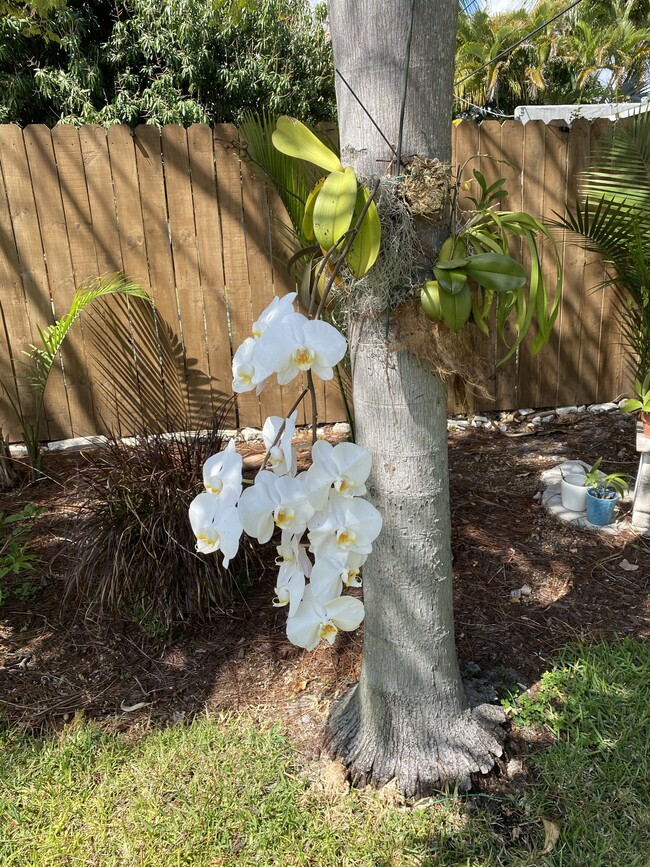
left=455, top=0, right=650, bottom=116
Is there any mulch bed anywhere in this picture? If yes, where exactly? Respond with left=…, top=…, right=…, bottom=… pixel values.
left=1, top=410, right=648, bottom=773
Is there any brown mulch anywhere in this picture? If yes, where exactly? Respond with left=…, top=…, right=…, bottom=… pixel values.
left=0, top=411, right=648, bottom=770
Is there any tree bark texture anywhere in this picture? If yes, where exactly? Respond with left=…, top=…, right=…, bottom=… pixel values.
left=325, top=319, right=503, bottom=796
left=325, top=0, right=504, bottom=795
left=329, top=0, right=458, bottom=177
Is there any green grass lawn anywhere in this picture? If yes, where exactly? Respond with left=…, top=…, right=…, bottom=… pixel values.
left=1, top=638, right=648, bottom=867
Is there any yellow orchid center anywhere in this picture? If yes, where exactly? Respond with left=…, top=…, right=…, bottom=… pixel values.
left=336, top=528, right=356, bottom=548
left=275, top=507, right=295, bottom=529
left=206, top=477, right=224, bottom=495
left=252, top=326, right=262, bottom=339
left=238, top=370, right=253, bottom=386
left=275, top=546, right=294, bottom=565
left=196, top=529, right=219, bottom=550
left=318, top=621, right=338, bottom=643
left=335, top=477, right=353, bottom=494
left=344, top=568, right=360, bottom=586
left=292, top=345, right=315, bottom=370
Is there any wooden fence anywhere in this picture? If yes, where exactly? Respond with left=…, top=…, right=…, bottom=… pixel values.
left=0, top=119, right=631, bottom=443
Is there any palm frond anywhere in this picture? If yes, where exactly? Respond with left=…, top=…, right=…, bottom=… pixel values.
left=581, top=111, right=650, bottom=217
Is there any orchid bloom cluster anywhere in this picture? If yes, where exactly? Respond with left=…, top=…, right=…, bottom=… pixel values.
left=231, top=291, right=347, bottom=393
left=189, top=294, right=382, bottom=651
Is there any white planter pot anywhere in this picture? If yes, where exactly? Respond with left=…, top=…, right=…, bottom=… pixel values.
left=561, top=474, right=588, bottom=511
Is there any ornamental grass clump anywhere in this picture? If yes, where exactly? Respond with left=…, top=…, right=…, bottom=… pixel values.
left=69, top=403, right=258, bottom=629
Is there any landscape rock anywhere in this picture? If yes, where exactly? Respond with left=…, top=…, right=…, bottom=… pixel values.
left=240, top=427, right=261, bottom=442
left=588, top=402, right=618, bottom=413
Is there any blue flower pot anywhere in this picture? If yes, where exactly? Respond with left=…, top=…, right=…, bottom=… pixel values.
left=586, top=488, right=619, bottom=526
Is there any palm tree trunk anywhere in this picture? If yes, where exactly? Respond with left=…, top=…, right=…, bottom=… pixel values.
left=324, top=0, right=504, bottom=796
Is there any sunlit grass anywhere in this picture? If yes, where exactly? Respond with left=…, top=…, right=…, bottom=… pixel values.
left=0, top=638, right=648, bottom=866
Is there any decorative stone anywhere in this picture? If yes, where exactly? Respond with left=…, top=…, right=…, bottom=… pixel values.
left=556, top=405, right=579, bottom=415
left=240, top=427, right=261, bottom=442
left=588, top=402, right=618, bottom=413
left=332, top=422, right=351, bottom=435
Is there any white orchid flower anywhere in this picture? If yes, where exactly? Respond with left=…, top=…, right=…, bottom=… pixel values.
left=232, top=337, right=270, bottom=394
left=254, top=312, right=347, bottom=385
left=252, top=292, right=297, bottom=339
left=273, top=536, right=312, bottom=616
left=310, top=551, right=366, bottom=603
left=188, top=492, right=242, bottom=569
left=305, top=440, right=372, bottom=510
left=202, top=439, right=242, bottom=505
left=308, top=496, right=382, bottom=559
left=262, top=411, right=297, bottom=477
left=286, top=585, right=365, bottom=651
left=238, top=471, right=315, bottom=544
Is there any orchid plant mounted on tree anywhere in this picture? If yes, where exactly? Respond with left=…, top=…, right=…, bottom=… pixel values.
left=189, top=115, right=562, bottom=660
left=189, top=120, right=385, bottom=650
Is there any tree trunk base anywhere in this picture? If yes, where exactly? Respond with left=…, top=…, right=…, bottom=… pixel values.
left=325, top=681, right=505, bottom=799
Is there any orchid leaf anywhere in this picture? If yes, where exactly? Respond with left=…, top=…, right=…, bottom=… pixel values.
left=272, top=116, right=343, bottom=174
left=345, top=185, right=381, bottom=278
left=313, top=167, right=357, bottom=251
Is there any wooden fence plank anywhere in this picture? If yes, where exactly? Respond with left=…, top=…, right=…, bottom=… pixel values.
left=213, top=124, right=261, bottom=428
left=239, top=138, right=291, bottom=424
left=78, top=125, right=122, bottom=275
left=557, top=118, right=592, bottom=406
left=106, top=126, right=149, bottom=286
left=22, top=125, right=78, bottom=440
left=0, top=125, right=54, bottom=440
left=515, top=120, right=546, bottom=409
left=133, top=125, right=192, bottom=426
left=495, top=119, right=524, bottom=408
left=0, top=129, right=36, bottom=443
left=187, top=124, right=235, bottom=424
left=161, top=125, right=213, bottom=425
left=51, top=125, right=108, bottom=436
left=536, top=123, right=570, bottom=407
left=590, top=119, right=629, bottom=401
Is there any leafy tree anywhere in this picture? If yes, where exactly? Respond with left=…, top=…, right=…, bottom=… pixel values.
left=0, top=0, right=335, bottom=126
left=455, top=0, right=650, bottom=117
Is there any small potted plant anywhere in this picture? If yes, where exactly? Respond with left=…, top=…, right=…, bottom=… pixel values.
left=620, top=372, right=650, bottom=437
left=583, top=459, right=629, bottom=526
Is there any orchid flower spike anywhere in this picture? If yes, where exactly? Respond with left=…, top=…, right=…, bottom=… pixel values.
left=262, top=411, right=297, bottom=477
left=189, top=492, right=242, bottom=569
left=238, top=471, right=315, bottom=544
left=286, top=585, right=365, bottom=651
left=305, top=440, right=372, bottom=510
left=202, top=439, right=242, bottom=505
left=254, top=312, right=347, bottom=385
left=308, top=496, right=382, bottom=559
